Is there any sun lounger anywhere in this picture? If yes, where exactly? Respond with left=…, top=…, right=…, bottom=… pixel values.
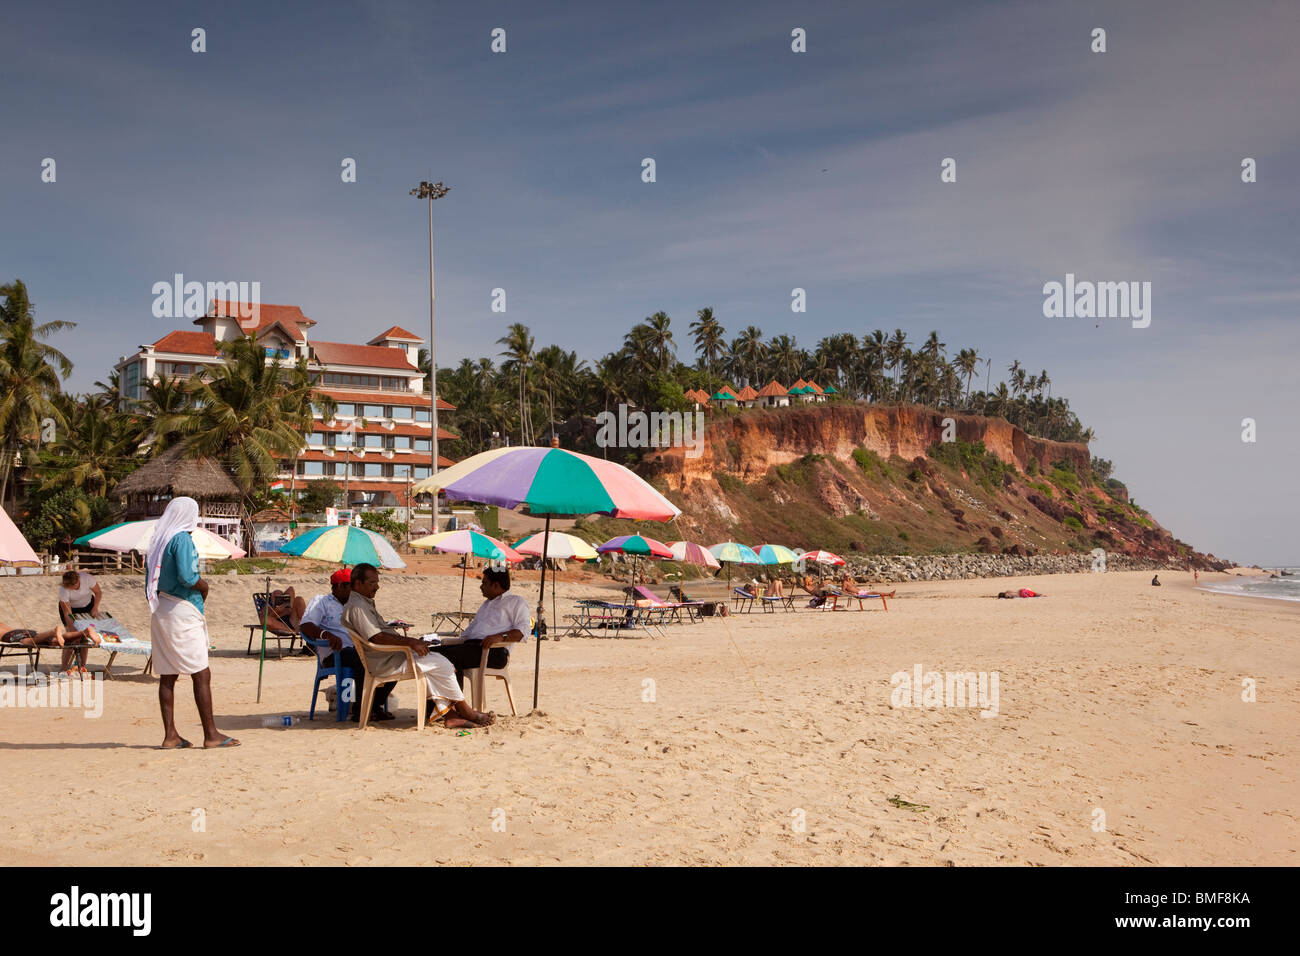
left=732, top=587, right=781, bottom=613
left=823, top=587, right=893, bottom=610
left=627, top=585, right=706, bottom=623
left=70, top=616, right=153, bottom=678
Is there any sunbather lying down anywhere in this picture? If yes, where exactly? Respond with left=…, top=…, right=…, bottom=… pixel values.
left=261, top=587, right=306, bottom=634
left=1, top=622, right=103, bottom=647
left=996, top=588, right=1044, bottom=598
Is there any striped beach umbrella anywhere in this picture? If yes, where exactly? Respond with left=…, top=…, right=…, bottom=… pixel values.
left=596, top=534, right=674, bottom=558
left=753, top=544, right=799, bottom=565
left=800, top=549, right=846, bottom=566
left=410, top=528, right=519, bottom=617
left=279, top=525, right=405, bottom=569
left=708, top=541, right=762, bottom=589
left=82, top=520, right=246, bottom=560
left=412, top=444, right=679, bottom=708
left=667, top=540, right=721, bottom=569
left=513, top=531, right=599, bottom=561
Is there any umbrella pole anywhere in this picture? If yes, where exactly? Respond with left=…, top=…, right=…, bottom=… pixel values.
left=459, top=560, right=467, bottom=619
left=256, top=575, right=270, bottom=703
left=533, top=514, right=550, bottom=710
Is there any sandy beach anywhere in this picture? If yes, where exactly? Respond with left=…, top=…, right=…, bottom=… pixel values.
left=1, top=566, right=1295, bottom=866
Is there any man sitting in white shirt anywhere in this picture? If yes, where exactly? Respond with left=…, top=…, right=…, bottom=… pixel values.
left=434, top=567, right=532, bottom=687
left=300, top=569, right=393, bottom=722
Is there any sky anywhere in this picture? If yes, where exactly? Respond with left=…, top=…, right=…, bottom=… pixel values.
left=3, top=0, right=1298, bottom=564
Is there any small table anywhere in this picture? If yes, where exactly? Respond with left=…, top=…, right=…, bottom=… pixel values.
left=431, top=611, right=474, bottom=634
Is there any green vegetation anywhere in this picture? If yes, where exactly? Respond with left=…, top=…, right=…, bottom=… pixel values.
left=1062, top=516, right=1083, bottom=531
left=19, top=487, right=114, bottom=554
left=927, top=440, right=1011, bottom=493
left=1030, top=481, right=1054, bottom=498
left=211, top=557, right=285, bottom=575
left=359, top=508, right=407, bottom=542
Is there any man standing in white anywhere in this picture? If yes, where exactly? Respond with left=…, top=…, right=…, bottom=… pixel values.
left=433, top=568, right=531, bottom=688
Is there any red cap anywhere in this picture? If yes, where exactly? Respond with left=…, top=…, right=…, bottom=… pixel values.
left=330, top=568, right=352, bottom=585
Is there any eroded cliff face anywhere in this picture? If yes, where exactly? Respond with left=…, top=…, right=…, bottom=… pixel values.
left=651, top=404, right=1090, bottom=492
left=633, top=403, right=1215, bottom=566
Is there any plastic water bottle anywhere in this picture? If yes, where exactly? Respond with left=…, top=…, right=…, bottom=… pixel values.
left=262, top=715, right=300, bottom=728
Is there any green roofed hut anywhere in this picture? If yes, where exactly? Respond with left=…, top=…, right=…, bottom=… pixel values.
left=711, top=388, right=739, bottom=408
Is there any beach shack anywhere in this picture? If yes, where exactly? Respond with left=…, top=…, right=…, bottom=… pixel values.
left=711, top=388, right=739, bottom=408
left=114, top=446, right=246, bottom=549
left=756, top=380, right=790, bottom=408
left=805, top=381, right=827, bottom=403
left=735, top=384, right=759, bottom=408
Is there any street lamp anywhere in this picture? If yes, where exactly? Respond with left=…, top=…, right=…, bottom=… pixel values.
left=410, top=179, right=449, bottom=532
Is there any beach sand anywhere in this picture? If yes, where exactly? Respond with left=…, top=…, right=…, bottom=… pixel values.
left=0, top=566, right=1295, bottom=866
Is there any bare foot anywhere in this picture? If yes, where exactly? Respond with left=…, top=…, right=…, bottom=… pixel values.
left=203, top=734, right=241, bottom=748
left=442, top=716, right=475, bottom=729
left=468, top=711, right=495, bottom=727
left=159, top=736, right=192, bottom=750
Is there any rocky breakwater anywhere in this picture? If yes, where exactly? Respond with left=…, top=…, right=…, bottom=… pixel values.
left=834, top=551, right=1175, bottom=584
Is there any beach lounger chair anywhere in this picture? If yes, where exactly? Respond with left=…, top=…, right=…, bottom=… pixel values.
left=732, top=587, right=781, bottom=613
left=70, top=615, right=152, bottom=678
left=824, top=587, right=893, bottom=610
left=462, top=625, right=531, bottom=717
left=246, top=593, right=301, bottom=657
left=301, top=634, right=360, bottom=722
left=344, top=627, right=429, bottom=731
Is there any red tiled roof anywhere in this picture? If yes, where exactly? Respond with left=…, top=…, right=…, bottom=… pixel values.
left=151, top=331, right=219, bottom=356
left=314, top=389, right=455, bottom=411
left=804, top=381, right=824, bottom=394
left=199, top=302, right=314, bottom=340
left=311, top=340, right=420, bottom=371
left=735, top=385, right=758, bottom=401
left=367, top=326, right=423, bottom=344
left=791, top=378, right=808, bottom=389
left=313, top=420, right=458, bottom=441
left=756, top=380, right=788, bottom=397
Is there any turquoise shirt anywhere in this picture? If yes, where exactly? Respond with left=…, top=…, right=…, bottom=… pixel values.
left=158, top=532, right=203, bottom=614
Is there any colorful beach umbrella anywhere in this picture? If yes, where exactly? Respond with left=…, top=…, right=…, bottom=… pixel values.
left=279, top=525, right=405, bottom=569
left=667, top=540, right=721, bottom=569
left=412, top=446, right=680, bottom=521
left=596, top=534, right=674, bottom=558
left=83, top=520, right=246, bottom=560
left=410, top=528, right=520, bottom=618
left=413, top=444, right=680, bottom=708
left=753, top=544, right=799, bottom=565
left=708, top=542, right=761, bottom=565
left=800, top=549, right=846, bottom=567
left=708, top=541, right=762, bottom=590
left=513, top=531, right=599, bottom=561
left=73, top=522, right=129, bottom=547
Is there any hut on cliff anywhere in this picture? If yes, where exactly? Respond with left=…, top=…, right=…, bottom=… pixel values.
left=756, top=380, right=790, bottom=408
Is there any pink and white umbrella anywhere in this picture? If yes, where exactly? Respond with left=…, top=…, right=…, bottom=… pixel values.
left=800, top=549, right=846, bottom=567
left=667, top=540, right=721, bottom=569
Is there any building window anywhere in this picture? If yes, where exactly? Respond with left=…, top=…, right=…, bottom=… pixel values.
left=391, top=406, right=412, bottom=420
left=393, top=436, right=412, bottom=449
left=362, top=434, right=383, bottom=448
left=264, top=347, right=291, bottom=360
left=414, top=408, right=431, bottom=422
left=412, top=466, right=431, bottom=479
left=363, top=463, right=384, bottom=477
left=363, top=404, right=385, bottom=418
left=414, top=438, right=431, bottom=452
left=303, top=461, right=324, bottom=476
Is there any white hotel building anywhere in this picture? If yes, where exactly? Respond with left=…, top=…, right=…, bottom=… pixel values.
left=114, top=301, right=456, bottom=512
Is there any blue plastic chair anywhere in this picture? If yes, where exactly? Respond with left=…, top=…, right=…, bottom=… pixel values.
left=302, top=635, right=360, bottom=722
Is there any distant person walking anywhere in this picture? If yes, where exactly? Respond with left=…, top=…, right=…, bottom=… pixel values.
left=146, top=497, right=239, bottom=750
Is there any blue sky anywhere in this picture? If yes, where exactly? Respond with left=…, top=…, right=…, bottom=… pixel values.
left=3, top=0, right=1298, bottom=564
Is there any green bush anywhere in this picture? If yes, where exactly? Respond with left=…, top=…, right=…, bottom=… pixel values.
left=1063, top=516, right=1083, bottom=531
left=359, top=508, right=406, bottom=542
left=1026, top=458, right=1039, bottom=476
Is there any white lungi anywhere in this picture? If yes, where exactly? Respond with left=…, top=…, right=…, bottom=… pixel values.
left=150, top=593, right=210, bottom=675
left=366, top=648, right=464, bottom=717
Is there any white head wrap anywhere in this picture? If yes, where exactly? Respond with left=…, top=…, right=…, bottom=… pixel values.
left=145, top=497, right=200, bottom=613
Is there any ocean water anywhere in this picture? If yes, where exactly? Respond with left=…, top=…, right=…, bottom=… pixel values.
left=1199, top=568, right=1300, bottom=603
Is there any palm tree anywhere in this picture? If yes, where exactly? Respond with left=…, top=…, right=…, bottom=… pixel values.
left=644, top=311, right=674, bottom=373
left=768, top=334, right=800, bottom=384
left=885, top=329, right=909, bottom=397
left=859, top=330, right=887, bottom=402
left=0, top=280, right=75, bottom=508
left=497, top=323, right=536, bottom=445
left=177, top=335, right=316, bottom=499
left=32, top=394, right=132, bottom=498
left=689, top=307, right=725, bottom=379
left=734, top=326, right=766, bottom=387
left=954, top=348, right=979, bottom=406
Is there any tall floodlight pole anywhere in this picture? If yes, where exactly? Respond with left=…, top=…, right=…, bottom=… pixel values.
left=410, top=180, right=450, bottom=532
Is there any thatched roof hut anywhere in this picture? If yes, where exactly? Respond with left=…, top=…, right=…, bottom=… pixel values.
left=115, top=447, right=241, bottom=519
